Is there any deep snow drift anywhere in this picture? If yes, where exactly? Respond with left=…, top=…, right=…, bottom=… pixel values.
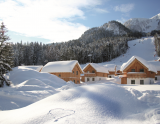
left=1, top=82, right=160, bottom=124
left=0, top=37, right=160, bottom=124
left=0, top=66, right=68, bottom=110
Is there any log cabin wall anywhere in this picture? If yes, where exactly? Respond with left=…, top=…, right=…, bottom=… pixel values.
left=83, top=64, right=96, bottom=73
left=81, top=76, right=85, bottom=82
left=156, top=71, right=160, bottom=76
left=121, top=77, right=127, bottom=84
left=83, top=64, right=108, bottom=77
left=109, top=71, right=115, bottom=75
left=96, top=72, right=108, bottom=77
left=50, top=63, right=82, bottom=84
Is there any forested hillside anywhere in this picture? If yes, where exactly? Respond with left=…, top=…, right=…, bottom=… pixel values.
left=12, top=20, right=140, bottom=66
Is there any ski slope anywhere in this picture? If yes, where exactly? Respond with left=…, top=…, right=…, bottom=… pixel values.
left=0, top=37, right=160, bottom=124
left=100, top=37, right=158, bottom=66
left=80, top=37, right=159, bottom=69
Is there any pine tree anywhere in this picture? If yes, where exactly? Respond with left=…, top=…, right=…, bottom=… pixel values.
left=0, top=22, right=13, bottom=87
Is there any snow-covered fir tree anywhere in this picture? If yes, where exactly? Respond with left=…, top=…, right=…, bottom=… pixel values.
left=0, top=22, right=13, bottom=87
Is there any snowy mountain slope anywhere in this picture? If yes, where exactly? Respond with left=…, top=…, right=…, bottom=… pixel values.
left=79, top=20, right=131, bottom=43
left=124, top=13, right=160, bottom=32
left=101, top=20, right=131, bottom=35
left=98, top=37, right=159, bottom=67
left=151, top=13, right=160, bottom=20
left=0, top=81, right=160, bottom=124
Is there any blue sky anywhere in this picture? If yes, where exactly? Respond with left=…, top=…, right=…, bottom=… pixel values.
left=0, top=0, right=160, bottom=44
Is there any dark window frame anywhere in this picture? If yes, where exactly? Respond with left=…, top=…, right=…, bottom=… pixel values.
left=92, top=78, right=95, bottom=81
left=131, top=69, right=135, bottom=72
left=131, top=80, right=135, bottom=84
left=87, top=78, right=89, bottom=81
left=76, top=71, right=78, bottom=75
left=59, top=74, right=61, bottom=77
left=140, top=80, right=144, bottom=85
left=155, top=77, right=157, bottom=80
left=140, top=69, right=144, bottom=72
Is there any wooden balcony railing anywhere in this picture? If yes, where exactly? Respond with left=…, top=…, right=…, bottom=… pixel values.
left=84, top=73, right=96, bottom=77
left=127, top=72, right=147, bottom=78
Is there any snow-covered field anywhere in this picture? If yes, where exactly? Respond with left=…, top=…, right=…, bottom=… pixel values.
left=0, top=37, right=160, bottom=124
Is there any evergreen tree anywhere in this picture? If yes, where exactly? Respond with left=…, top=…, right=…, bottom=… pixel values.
left=0, top=22, right=13, bottom=87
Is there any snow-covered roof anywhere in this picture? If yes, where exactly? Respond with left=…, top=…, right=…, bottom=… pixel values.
left=41, top=60, right=83, bottom=73
left=83, top=63, right=108, bottom=73
left=120, top=56, right=157, bottom=73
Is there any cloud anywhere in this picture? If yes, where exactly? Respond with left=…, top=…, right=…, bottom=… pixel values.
left=114, top=3, right=134, bottom=13
left=0, top=0, right=103, bottom=43
left=94, top=8, right=109, bottom=13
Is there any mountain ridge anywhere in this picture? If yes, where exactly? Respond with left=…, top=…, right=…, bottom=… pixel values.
left=124, top=13, right=160, bottom=33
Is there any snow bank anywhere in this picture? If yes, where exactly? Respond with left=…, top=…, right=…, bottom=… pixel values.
left=0, top=82, right=160, bottom=124
left=0, top=66, right=67, bottom=110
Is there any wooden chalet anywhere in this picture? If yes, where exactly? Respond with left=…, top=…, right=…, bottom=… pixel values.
left=40, top=60, right=83, bottom=84
left=120, top=56, right=157, bottom=84
left=81, top=63, right=108, bottom=82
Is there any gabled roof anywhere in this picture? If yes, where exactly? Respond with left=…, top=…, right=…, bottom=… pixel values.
left=83, top=63, right=108, bottom=73
left=41, top=60, right=83, bottom=73
left=120, top=56, right=157, bottom=73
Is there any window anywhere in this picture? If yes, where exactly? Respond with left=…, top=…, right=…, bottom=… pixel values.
left=73, top=80, right=75, bottom=83
left=87, top=78, right=89, bottom=81
left=140, top=80, right=144, bottom=85
left=73, top=71, right=74, bottom=74
left=92, top=78, right=95, bottom=81
left=92, top=70, right=95, bottom=73
left=76, top=71, right=78, bottom=75
left=87, top=71, right=90, bottom=73
left=131, top=69, right=135, bottom=72
left=59, top=74, right=61, bottom=77
left=155, top=77, right=157, bottom=80
left=131, top=80, right=135, bottom=84
left=140, top=69, right=144, bottom=72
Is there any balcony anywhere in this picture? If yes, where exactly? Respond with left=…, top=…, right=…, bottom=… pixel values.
left=127, top=72, right=147, bottom=78
left=84, top=73, right=96, bottom=77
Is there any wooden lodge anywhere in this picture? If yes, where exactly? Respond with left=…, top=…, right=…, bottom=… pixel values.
left=81, top=63, right=108, bottom=82
left=120, top=56, right=157, bottom=84
left=40, top=60, right=83, bottom=84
